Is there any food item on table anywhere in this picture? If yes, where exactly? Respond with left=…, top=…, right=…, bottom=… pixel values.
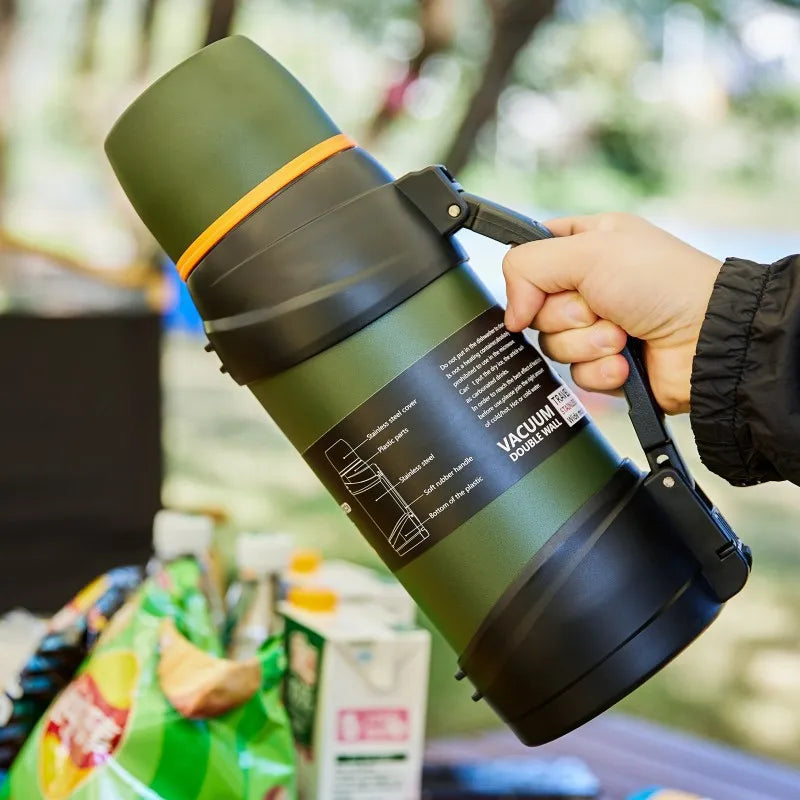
left=0, top=558, right=295, bottom=800
left=0, top=567, right=141, bottom=775
left=158, top=618, right=261, bottom=717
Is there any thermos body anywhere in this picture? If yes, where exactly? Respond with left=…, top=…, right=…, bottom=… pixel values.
left=248, top=263, right=623, bottom=653
left=105, top=35, right=748, bottom=747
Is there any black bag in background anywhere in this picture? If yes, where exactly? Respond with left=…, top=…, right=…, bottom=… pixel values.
left=0, top=313, right=162, bottom=612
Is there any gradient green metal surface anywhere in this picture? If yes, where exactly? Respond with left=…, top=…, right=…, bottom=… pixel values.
left=105, top=36, right=339, bottom=262
left=252, top=265, right=621, bottom=652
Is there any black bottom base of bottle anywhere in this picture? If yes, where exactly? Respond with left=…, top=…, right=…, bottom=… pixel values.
left=458, top=461, right=723, bottom=747
left=509, top=572, right=719, bottom=745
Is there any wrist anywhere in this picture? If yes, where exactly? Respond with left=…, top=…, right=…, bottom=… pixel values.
left=656, top=254, right=722, bottom=415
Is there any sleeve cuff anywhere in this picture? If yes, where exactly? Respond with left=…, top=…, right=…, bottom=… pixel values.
left=689, top=257, right=774, bottom=486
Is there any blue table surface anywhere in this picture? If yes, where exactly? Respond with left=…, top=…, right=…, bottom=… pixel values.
left=427, top=712, right=800, bottom=800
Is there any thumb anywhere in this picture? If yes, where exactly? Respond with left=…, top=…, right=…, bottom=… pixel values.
left=504, top=259, right=546, bottom=331
left=502, top=233, right=596, bottom=331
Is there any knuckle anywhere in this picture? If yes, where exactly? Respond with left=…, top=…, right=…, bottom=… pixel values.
left=611, top=328, right=629, bottom=351
left=601, top=321, right=628, bottom=351
left=601, top=355, right=627, bottom=386
left=532, top=296, right=560, bottom=332
left=573, top=298, right=597, bottom=327
left=594, top=213, right=618, bottom=232
left=582, top=230, right=607, bottom=250
left=502, top=247, right=522, bottom=278
left=502, top=242, right=536, bottom=278
left=597, top=211, right=635, bottom=232
left=609, top=211, right=633, bottom=226
left=545, top=334, right=574, bottom=364
left=530, top=310, right=547, bottom=332
left=537, top=333, right=554, bottom=359
left=570, top=363, right=594, bottom=391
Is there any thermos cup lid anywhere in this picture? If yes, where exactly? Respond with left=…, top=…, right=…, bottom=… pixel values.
left=105, top=35, right=341, bottom=262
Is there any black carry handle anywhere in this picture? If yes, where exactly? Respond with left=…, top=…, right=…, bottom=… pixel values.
left=395, top=166, right=687, bottom=476
left=395, top=165, right=751, bottom=602
left=458, top=191, right=692, bottom=480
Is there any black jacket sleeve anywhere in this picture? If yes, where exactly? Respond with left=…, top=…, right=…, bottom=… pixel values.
left=690, top=254, right=800, bottom=486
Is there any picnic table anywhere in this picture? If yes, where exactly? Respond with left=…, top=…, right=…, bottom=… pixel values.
left=427, top=713, right=800, bottom=800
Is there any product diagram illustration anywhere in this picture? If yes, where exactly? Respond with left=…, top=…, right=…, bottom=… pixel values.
left=325, top=439, right=429, bottom=556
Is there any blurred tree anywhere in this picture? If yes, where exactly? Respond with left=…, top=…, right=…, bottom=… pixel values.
left=0, top=0, right=15, bottom=216
left=0, top=0, right=14, bottom=34
left=0, top=0, right=14, bottom=75
left=204, top=0, right=239, bottom=46
left=442, top=0, right=556, bottom=173
left=79, top=0, right=104, bottom=73
left=366, top=0, right=455, bottom=142
left=138, top=0, right=163, bottom=75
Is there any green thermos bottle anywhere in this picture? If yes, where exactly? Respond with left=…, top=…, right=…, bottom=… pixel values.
left=105, top=36, right=751, bottom=746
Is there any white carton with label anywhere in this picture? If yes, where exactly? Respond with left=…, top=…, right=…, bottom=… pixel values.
left=282, top=600, right=431, bottom=800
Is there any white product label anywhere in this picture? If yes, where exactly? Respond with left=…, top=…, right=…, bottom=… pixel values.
left=548, top=385, right=586, bottom=427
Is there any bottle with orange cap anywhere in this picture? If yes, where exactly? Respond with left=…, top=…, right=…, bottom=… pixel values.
left=225, top=532, right=294, bottom=660
left=285, top=549, right=416, bottom=626
left=148, top=509, right=226, bottom=631
left=316, top=560, right=416, bottom=626
left=285, top=548, right=323, bottom=588
left=286, top=585, right=338, bottom=615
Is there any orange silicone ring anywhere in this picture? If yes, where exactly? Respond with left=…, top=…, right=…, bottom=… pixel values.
left=176, top=132, right=355, bottom=281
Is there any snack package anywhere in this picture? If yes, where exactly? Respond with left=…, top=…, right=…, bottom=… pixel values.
left=0, top=567, right=142, bottom=775
left=1, top=558, right=296, bottom=800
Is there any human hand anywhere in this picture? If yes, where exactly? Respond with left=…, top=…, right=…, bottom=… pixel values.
left=501, top=213, right=722, bottom=414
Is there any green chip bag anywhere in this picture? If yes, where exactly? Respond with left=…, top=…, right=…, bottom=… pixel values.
left=1, top=559, right=296, bottom=800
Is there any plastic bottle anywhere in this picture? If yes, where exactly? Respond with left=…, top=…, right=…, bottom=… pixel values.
left=284, top=548, right=323, bottom=592
left=317, top=560, right=416, bottom=626
left=285, top=553, right=416, bottom=625
left=286, top=585, right=339, bottom=615
left=148, top=510, right=225, bottom=630
left=226, top=532, right=294, bottom=659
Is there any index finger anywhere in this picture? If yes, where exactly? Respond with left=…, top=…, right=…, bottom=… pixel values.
left=544, top=215, right=599, bottom=237
left=502, top=234, right=597, bottom=331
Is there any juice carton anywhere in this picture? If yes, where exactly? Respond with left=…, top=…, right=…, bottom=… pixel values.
left=282, top=588, right=430, bottom=800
